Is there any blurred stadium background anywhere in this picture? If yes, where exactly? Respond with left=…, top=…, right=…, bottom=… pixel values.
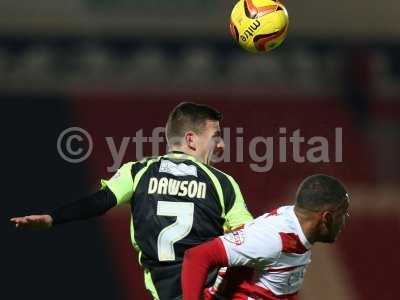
left=2, top=1, right=399, bottom=299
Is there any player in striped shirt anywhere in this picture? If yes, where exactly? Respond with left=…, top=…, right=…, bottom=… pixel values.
left=182, top=174, right=350, bottom=300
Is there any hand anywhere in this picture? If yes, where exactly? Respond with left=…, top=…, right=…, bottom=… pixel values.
left=10, top=215, right=54, bottom=229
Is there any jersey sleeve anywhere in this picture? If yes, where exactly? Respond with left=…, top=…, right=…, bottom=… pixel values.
left=220, top=220, right=282, bottom=269
left=223, top=176, right=253, bottom=231
left=182, top=238, right=229, bottom=300
left=100, top=162, right=135, bottom=205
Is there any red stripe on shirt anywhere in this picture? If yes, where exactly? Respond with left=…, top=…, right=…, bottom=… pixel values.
left=279, top=232, right=308, bottom=254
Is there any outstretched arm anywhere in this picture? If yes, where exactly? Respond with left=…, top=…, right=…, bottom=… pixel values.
left=10, top=187, right=117, bottom=229
left=182, top=238, right=229, bottom=300
left=10, top=161, right=137, bottom=229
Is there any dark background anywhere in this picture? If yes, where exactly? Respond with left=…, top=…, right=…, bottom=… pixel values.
left=1, top=1, right=400, bottom=300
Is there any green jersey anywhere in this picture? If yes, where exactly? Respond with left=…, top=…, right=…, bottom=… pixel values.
left=101, top=151, right=253, bottom=300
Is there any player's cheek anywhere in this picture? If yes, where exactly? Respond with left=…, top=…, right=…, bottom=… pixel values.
left=341, top=214, right=347, bottom=226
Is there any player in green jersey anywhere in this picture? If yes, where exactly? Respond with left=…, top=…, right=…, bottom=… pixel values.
left=10, top=102, right=253, bottom=300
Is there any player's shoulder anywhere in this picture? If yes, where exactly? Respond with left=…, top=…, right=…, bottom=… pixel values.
left=204, top=164, right=231, bottom=177
left=261, top=205, right=294, bottom=222
left=233, top=218, right=283, bottom=258
left=203, top=164, right=238, bottom=187
left=119, top=156, right=163, bottom=175
left=258, top=205, right=310, bottom=254
left=250, top=206, right=296, bottom=239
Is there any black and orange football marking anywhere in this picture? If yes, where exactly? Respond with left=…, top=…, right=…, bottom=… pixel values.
left=253, top=24, right=288, bottom=51
left=229, top=20, right=240, bottom=43
left=244, top=0, right=278, bottom=19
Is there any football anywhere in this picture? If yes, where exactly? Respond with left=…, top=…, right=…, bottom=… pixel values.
left=229, top=0, right=289, bottom=53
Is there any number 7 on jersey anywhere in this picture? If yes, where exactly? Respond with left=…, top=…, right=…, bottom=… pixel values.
left=157, top=201, right=194, bottom=261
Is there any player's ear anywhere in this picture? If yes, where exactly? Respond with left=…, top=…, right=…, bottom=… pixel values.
left=321, top=211, right=334, bottom=230
left=184, top=131, right=196, bottom=150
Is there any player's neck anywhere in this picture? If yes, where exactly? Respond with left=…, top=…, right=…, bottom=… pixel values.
left=168, top=145, right=205, bottom=164
left=294, top=208, right=319, bottom=245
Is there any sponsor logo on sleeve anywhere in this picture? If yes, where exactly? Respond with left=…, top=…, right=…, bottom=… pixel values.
left=223, top=229, right=246, bottom=245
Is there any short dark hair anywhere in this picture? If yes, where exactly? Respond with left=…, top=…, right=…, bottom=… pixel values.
left=295, top=174, right=348, bottom=211
left=166, top=102, right=222, bottom=145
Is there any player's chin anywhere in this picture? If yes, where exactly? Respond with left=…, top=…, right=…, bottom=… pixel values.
left=212, top=149, right=224, bottom=162
left=208, top=152, right=223, bottom=165
left=319, top=233, right=338, bottom=244
left=320, top=238, right=336, bottom=244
